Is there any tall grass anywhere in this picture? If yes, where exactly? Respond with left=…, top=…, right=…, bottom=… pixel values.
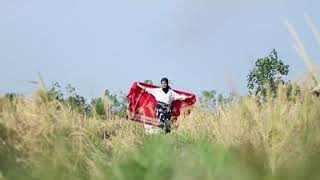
left=1, top=85, right=320, bottom=180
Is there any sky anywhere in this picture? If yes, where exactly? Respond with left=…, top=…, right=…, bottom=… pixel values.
left=1, top=0, right=320, bottom=99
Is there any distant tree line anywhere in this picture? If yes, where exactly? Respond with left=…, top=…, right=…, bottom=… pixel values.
left=44, top=82, right=129, bottom=119
left=3, top=49, right=308, bottom=116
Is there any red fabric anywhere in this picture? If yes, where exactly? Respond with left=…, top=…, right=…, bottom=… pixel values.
left=127, top=82, right=196, bottom=127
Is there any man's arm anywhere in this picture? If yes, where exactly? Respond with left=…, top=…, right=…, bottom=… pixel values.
left=137, top=82, right=157, bottom=95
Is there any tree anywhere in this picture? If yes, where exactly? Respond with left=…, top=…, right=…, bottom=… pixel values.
left=117, top=91, right=129, bottom=118
left=47, top=82, right=90, bottom=115
left=247, top=49, right=289, bottom=100
left=94, top=89, right=129, bottom=119
left=65, top=84, right=88, bottom=114
left=217, top=94, right=224, bottom=105
left=48, top=82, right=64, bottom=101
left=199, top=90, right=238, bottom=111
left=199, top=90, right=217, bottom=108
left=144, top=80, right=153, bottom=84
left=91, top=97, right=106, bottom=117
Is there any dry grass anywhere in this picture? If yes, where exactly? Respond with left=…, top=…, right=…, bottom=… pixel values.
left=178, top=86, right=320, bottom=171
left=1, top=84, right=320, bottom=180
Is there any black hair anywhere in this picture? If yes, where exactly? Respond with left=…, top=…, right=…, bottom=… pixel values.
left=161, top=78, right=171, bottom=93
left=161, top=78, right=169, bottom=84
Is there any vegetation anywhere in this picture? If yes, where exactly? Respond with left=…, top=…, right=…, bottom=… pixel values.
left=1, top=19, right=320, bottom=180
left=247, top=49, right=290, bottom=101
left=46, top=82, right=129, bottom=119
left=1, top=78, right=320, bottom=180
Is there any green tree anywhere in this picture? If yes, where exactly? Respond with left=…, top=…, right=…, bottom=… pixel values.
left=65, top=84, right=88, bottom=114
left=117, top=91, right=129, bottom=118
left=4, top=93, right=20, bottom=102
left=91, top=97, right=106, bottom=117
left=47, top=82, right=90, bottom=115
left=100, top=89, right=129, bottom=118
left=47, top=82, right=64, bottom=101
left=199, top=90, right=217, bottom=108
left=217, top=93, right=224, bottom=105
left=247, top=49, right=289, bottom=100
left=144, top=80, right=153, bottom=84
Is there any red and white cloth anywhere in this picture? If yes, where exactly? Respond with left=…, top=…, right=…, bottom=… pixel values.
left=127, top=82, right=196, bottom=127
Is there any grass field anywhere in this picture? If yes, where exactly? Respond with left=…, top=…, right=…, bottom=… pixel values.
left=1, top=85, right=320, bottom=180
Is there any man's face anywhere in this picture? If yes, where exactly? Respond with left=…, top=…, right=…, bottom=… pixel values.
left=161, top=81, right=168, bottom=89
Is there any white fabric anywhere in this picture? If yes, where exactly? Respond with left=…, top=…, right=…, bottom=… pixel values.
left=145, top=88, right=187, bottom=104
left=144, top=124, right=162, bottom=134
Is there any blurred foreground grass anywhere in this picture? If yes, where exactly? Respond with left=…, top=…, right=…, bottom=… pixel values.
left=1, top=86, right=320, bottom=180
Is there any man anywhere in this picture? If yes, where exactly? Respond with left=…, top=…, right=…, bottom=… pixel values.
left=137, top=78, right=192, bottom=133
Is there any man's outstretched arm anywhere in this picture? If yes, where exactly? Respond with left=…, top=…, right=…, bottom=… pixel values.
left=137, top=82, right=157, bottom=95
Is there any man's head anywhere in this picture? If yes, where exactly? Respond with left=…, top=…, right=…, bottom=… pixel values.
left=161, top=78, right=169, bottom=90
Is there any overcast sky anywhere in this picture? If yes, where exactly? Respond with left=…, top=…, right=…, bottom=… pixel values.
left=1, top=0, right=320, bottom=99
